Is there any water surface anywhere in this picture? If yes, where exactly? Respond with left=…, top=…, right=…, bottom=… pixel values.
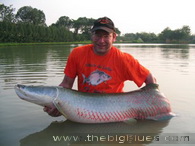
left=0, top=44, right=195, bottom=145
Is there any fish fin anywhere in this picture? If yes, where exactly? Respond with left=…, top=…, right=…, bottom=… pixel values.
left=146, top=112, right=176, bottom=121
left=124, top=118, right=137, bottom=124
left=53, top=98, right=68, bottom=119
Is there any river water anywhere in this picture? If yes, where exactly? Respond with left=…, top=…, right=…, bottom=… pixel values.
left=0, top=44, right=195, bottom=146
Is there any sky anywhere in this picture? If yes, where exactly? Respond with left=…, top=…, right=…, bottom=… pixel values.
left=1, top=0, right=195, bottom=35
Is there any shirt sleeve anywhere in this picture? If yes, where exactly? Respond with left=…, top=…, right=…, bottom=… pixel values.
left=122, top=53, right=150, bottom=87
left=64, top=49, right=78, bottom=78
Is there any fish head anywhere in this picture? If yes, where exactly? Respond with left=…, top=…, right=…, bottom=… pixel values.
left=14, top=84, right=56, bottom=107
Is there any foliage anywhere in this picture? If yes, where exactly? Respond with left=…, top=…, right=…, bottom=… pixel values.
left=0, top=21, right=74, bottom=43
left=119, top=26, right=193, bottom=43
left=0, top=3, right=194, bottom=44
left=0, top=4, right=16, bottom=22
left=54, top=16, right=73, bottom=30
left=117, top=32, right=158, bottom=43
left=72, top=17, right=95, bottom=40
left=16, top=6, right=46, bottom=26
left=158, top=26, right=191, bottom=43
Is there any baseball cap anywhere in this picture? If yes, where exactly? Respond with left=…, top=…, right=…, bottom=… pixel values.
left=91, top=17, right=116, bottom=33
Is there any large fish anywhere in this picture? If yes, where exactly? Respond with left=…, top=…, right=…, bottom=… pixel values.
left=14, top=84, right=175, bottom=123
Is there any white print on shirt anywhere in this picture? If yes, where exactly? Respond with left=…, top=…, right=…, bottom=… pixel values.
left=82, top=69, right=112, bottom=86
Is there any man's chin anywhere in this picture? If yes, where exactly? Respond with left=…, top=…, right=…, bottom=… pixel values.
left=96, top=49, right=109, bottom=55
left=93, top=45, right=110, bottom=55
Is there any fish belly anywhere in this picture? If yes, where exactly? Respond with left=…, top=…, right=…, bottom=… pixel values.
left=54, top=89, right=173, bottom=123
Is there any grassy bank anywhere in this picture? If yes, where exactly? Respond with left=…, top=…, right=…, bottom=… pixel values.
left=1, top=41, right=192, bottom=47
left=0, top=41, right=91, bottom=46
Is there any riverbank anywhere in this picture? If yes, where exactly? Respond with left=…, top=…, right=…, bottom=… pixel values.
left=0, top=41, right=91, bottom=46
left=0, top=41, right=157, bottom=47
left=0, top=42, right=193, bottom=47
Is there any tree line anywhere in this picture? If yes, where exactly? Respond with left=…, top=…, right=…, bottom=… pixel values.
left=0, top=4, right=195, bottom=43
left=118, top=26, right=195, bottom=43
left=0, top=4, right=97, bottom=42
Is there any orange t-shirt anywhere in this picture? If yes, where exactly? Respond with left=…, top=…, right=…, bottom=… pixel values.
left=64, top=44, right=150, bottom=93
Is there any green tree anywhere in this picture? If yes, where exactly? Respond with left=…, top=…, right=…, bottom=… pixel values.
left=16, top=6, right=46, bottom=26
left=119, top=33, right=137, bottom=42
left=136, top=32, right=158, bottom=43
left=159, top=26, right=191, bottom=43
left=115, top=28, right=121, bottom=36
left=73, top=17, right=89, bottom=34
left=180, top=25, right=191, bottom=40
left=0, top=4, right=16, bottom=22
left=158, top=27, right=173, bottom=42
left=55, top=16, right=73, bottom=30
left=16, top=23, right=25, bottom=42
left=72, top=17, right=95, bottom=40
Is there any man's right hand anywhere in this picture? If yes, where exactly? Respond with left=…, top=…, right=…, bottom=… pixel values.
left=43, top=104, right=62, bottom=117
left=44, top=75, right=74, bottom=117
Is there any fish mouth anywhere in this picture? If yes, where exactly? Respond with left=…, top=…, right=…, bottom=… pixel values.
left=14, top=84, right=28, bottom=100
left=15, top=84, right=26, bottom=90
left=15, top=84, right=25, bottom=93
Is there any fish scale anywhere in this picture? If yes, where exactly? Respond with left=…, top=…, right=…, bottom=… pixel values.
left=15, top=83, right=175, bottom=123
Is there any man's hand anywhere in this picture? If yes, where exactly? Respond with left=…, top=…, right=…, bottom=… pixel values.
left=43, top=104, right=62, bottom=117
left=145, top=73, right=157, bottom=85
left=43, top=75, right=74, bottom=117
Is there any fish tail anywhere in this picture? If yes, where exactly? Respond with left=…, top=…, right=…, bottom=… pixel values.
left=146, top=112, right=176, bottom=121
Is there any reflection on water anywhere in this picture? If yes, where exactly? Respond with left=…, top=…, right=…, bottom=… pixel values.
left=0, top=44, right=195, bottom=146
left=0, top=45, right=72, bottom=89
left=161, top=46, right=189, bottom=60
left=20, top=120, right=169, bottom=146
left=0, top=44, right=194, bottom=90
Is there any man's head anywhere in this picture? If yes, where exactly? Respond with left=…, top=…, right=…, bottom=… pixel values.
left=91, top=17, right=117, bottom=56
left=91, top=17, right=116, bottom=33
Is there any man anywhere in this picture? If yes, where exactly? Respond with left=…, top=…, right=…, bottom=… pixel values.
left=44, top=17, right=156, bottom=117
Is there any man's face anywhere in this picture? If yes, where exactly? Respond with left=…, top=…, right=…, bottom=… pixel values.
left=91, top=30, right=116, bottom=55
